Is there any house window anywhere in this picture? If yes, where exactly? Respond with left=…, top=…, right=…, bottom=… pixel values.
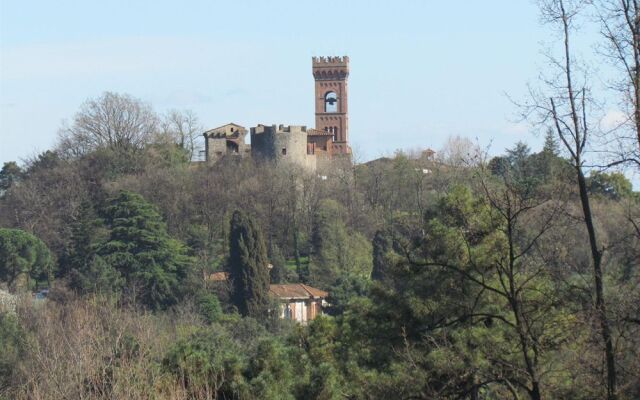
left=282, top=148, right=287, bottom=155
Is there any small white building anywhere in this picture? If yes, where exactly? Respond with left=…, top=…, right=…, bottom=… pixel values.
left=269, top=284, right=328, bottom=324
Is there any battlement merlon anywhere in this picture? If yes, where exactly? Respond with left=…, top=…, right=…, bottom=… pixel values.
left=250, top=124, right=271, bottom=135
left=278, top=125, right=308, bottom=133
left=250, top=124, right=308, bottom=135
left=312, top=56, right=350, bottom=67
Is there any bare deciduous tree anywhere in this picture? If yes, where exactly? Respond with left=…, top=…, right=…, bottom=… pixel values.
left=437, top=135, right=483, bottom=167
left=161, top=109, right=203, bottom=161
left=58, top=92, right=159, bottom=157
left=522, top=1, right=619, bottom=398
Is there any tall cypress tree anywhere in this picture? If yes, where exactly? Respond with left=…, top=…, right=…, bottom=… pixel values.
left=227, top=210, right=270, bottom=317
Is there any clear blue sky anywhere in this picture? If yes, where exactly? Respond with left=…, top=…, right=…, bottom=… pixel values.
left=0, top=0, right=609, bottom=165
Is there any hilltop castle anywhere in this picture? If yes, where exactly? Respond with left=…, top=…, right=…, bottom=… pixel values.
left=203, top=56, right=352, bottom=170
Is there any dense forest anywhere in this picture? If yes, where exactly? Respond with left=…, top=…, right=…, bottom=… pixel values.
left=1, top=1, right=640, bottom=399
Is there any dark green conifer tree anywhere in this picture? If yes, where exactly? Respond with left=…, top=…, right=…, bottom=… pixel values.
left=0, top=162, right=23, bottom=196
left=0, top=228, right=54, bottom=291
left=64, top=200, right=125, bottom=294
left=60, top=200, right=101, bottom=278
left=542, top=128, right=560, bottom=156
left=97, top=191, right=193, bottom=309
left=227, top=210, right=270, bottom=317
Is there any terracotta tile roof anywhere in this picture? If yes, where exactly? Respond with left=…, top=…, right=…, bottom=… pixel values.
left=269, top=284, right=328, bottom=299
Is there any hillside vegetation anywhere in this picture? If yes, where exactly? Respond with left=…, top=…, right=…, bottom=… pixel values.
left=0, top=104, right=639, bottom=399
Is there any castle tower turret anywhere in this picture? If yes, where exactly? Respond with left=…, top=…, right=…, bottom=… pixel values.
left=312, top=56, right=351, bottom=155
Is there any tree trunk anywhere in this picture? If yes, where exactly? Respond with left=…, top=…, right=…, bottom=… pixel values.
left=576, top=168, right=617, bottom=400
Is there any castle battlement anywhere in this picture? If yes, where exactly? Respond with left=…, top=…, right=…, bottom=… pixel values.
left=312, top=56, right=349, bottom=80
left=251, top=124, right=308, bottom=135
left=279, top=124, right=307, bottom=133
left=312, top=56, right=349, bottom=66
left=250, top=124, right=269, bottom=135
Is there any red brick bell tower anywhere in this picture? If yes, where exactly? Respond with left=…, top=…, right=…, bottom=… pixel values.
left=311, top=56, right=351, bottom=156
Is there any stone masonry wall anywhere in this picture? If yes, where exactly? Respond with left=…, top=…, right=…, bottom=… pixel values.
left=250, top=125, right=316, bottom=171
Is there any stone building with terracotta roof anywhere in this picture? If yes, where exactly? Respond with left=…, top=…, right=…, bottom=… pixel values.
left=204, top=272, right=328, bottom=323
left=203, top=123, right=251, bottom=163
left=269, top=283, right=328, bottom=324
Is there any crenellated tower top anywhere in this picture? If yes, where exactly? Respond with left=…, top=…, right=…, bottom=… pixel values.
left=312, top=56, right=349, bottom=80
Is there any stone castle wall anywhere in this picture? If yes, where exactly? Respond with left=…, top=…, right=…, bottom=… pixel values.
left=250, top=124, right=317, bottom=170
left=204, top=138, right=227, bottom=162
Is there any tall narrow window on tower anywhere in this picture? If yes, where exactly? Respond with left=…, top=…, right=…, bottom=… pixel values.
left=325, top=92, right=338, bottom=112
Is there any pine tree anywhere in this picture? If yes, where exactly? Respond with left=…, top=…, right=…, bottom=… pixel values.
left=506, top=141, right=531, bottom=174
left=64, top=200, right=125, bottom=294
left=538, top=128, right=566, bottom=181
left=228, top=210, right=270, bottom=317
left=61, top=200, right=101, bottom=278
left=0, top=162, right=23, bottom=196
left=97, top=191, right=193, bottom=309
left=542, top=128, right=560, bottom=156
left=0, top=228, right=54, bottom=291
